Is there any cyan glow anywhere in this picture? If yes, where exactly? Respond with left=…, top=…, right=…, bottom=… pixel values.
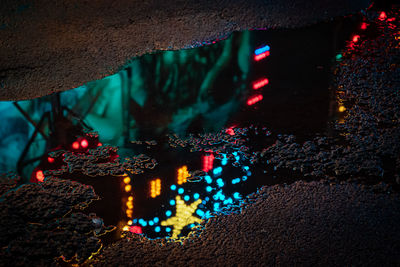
left=213, top=189, right=226, bottom=201
left=213, top=166, right=222, bottom=176
left=205, top=197, right=210, bottom=201
left=153, top=217, right=159, bottom=223
left=170, top=199, right=176, bottom=206
left=247, top=171, right=252, bottom=176
left=170, top=184, right=177, bottom=190
left=149, top=220, right=154, bottom=226
left=223, top=198, right=233, bottom=205
left=138, top=219, right=144, bottom=224
left=216, top=178, right=224, bottom=187
left=190, top=224, right=195, bottom=228
left=196, top=209, right=205, bottom=217
left=213, top=202, right=220, bottom=211
left=221, top=155, right=228, bottom=166
left=204, top=175, right=213, bottom=184
left=233, top=192, right=241, bottom=199
left=155, top=226, right=161, bottom=232
left=193, top=193, right=200, bottom=200
left=133, top=219, right=138, bottom=224
left=166, top=227, right=171, bottom=232
left=178, top=188, right=184, bottom=194
left=242, top=175, right=248, bottom=181
left=255, top=45, right=270, bottom=55
left=206, top=186, right=213, bottom=192
left=232, top=178, right=241, bottom=184
left=243, top=166, right=249, bottom=171
left=141, top=221, right=148, bottom=227
left=184, top=195, right=190, bottom=201
left=166, top=210, right=172, bottom=217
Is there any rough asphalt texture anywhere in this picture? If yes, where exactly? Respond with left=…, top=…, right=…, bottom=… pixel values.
left=0, top=175, right=107, bottom=266
left=0, top=0, right=369, bottom=100
left=92, top=8, right=400, bottom=266
left=94, top=181, right=400, bottom=266
left=261, top=9, right=400, bottom=186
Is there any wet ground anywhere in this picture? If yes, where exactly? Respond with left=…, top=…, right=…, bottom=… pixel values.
left=0, top=4, right=400, bottom=266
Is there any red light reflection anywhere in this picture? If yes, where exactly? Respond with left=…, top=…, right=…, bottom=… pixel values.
left=252, top=78, right=269, bottom=90
left=254, top=51, right=270, bottom=61
left=130, top=226, right=143, bottom=234
left=379, top=12, right=387, bottom=21
left=247, top=95, right=263, bottom=105
left=36, top=170, right=45, bottom=182
left=226, top=127, right=235, bottom=136
left=80, top=139, right=89, bottom=148
left=352, top=35, right=360, bottom=43
left=202, top=154, right=215, bottom=172
left=360, top=22, right=368, bottom=30
left=72, top=141, right=80, bottom=150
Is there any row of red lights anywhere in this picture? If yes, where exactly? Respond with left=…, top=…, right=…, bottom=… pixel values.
left=254, top=50, right=270, bottom=61
left=252, top=78, right=269, bottom=90
left=202, top=154, right=215, bottom=172
left=247, top=95, right=263, bottom=106
left=34, top=137, right=104, bottom=183
left=248, top=45, right=270, bottom=106
left=350, top=12, right=391, bottom=46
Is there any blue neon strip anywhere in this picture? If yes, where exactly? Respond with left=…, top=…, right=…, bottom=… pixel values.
left=255, top=45, right=270, bottom=55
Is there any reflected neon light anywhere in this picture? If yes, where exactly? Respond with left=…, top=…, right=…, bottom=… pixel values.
left=360, top=22, right=368, bottom=30
left=80, top=139, right=89, bottom=148
left=161, top=196, right=202, bottom=239
left=225, top=127, right=235, bottom=136
left=254, top=45, right=270, bottom=55
left=352, top=35, right=360, bottom=43
left=72, top=141, right=79, bottom=150
left=150, top=178, right=161, bottom=198
left=379, top=11, right=387, bottom=21
left=247, top=95, right=263, bottom=105
left=130, top=226, right=142, bottom=234
left=177, top=166, right=189, bottom=185
left=202, top=154, right=215, bottom=172
left=36, top=170, right=44, bottom=182
left=254, top=51, right=270, bottom=61
left=252, top=78, right=269, bottom=89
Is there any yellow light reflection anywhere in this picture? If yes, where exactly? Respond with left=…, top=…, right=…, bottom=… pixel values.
left=123, top=177, right=131, bottom=184
left=150, top=178, right=161, bottom=198
left=177, top=166, right=189, bottom=185
left=124, top=184, right=132, bottom=192
left=161, top=195, right=202, bottom=239
left=338, top=105, right=346, bottom=112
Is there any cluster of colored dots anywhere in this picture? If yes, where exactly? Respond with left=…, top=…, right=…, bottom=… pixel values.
left=202, top=154, right=215, bottom=172
left=150, top=178, right=161, bottom=198
left=247, top=95, right=263, bottom=106
left=177, top=165, right=189, bottom=185
left=252, top=78, right=269, bottom=90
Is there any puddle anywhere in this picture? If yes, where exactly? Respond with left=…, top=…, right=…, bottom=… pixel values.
left=0, top=16, right=370, bottom=241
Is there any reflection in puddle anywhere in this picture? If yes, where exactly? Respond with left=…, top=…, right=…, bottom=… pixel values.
left=0, top=18, right=365, bottom=241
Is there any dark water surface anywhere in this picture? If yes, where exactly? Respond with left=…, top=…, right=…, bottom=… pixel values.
left=0, top=16, right=366, bottom=241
